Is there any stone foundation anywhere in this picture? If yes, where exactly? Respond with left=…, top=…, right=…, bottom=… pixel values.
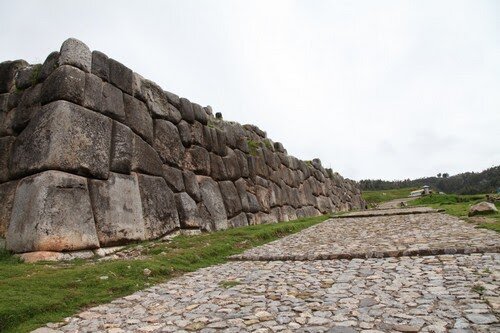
left=0, top=38, right=366, bottom=255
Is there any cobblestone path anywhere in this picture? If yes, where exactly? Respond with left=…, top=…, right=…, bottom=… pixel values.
left=34, top=209, right=500, bottom=333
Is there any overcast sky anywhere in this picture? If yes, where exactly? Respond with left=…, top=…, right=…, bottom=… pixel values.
left=1, top=0, right=499, bottom=180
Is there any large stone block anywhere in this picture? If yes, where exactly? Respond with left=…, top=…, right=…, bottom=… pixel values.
left=39, top=51, right=59, bottom=82
left=183, top=145, right=211, bottom=175
left=234, top=178, right=251, bottom=212
left=40, top=65, right=85, bottom=105
left=108, top=58, right=133, bottom=95
left=102, top=82, right=125, bottom=121
left=15, top=64, right=40, bottom=90
left=192, top=103, right=208, bottom=125
left=140, top=79, right=181, bottom=123
left=183, top=170, right=201, bottom=202
left=234, top=149, right=249, bottom=178
left=219, top=180, right=242, bottom=218
left=229, top=212, right=248, bottom=228
left=59, top=38, right=92, bottom=73
left=179, top=98, right=195, bottom=123
left=223, top=149, right=241, bottom=181
left=162, top=165, right=185, bottom=192
left=0, top=180, right=17, bottom=238
left=110, top=121, right=133, bottom=174
left=12, top=84, right=42, bottom=132
left=6, top=171, right=99, bottom=253
left=131, top=135, right=163, bottom=176
left=137, top=174, right=179, bottom=239
left=91, top=50, right=109, bottom=82
left=209, top=153, right=228, bottom=181
left=197, top=176, right=228, bottom=230
left=254, top=185, right=271, bottom=213
left=0, top=60, right=29, bottom=93
left=10, top=101, right=112, bottom=180
left=123, top=93, right=153, bottom=144
left=177, top=120, right=192, bottom=147
left=0, top=136, right=15, bottom=182
left=83, top=73, right=103, bottom=111
left=154, top=119, right=184, bottom=166
left=175, top=192, right=201, bottom=228
left=89, top=173, right=145, bottom=246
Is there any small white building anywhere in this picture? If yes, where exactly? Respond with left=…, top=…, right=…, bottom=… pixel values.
left=409, top=185, right=431, bottom=198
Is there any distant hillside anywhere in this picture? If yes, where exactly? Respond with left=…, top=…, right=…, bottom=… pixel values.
left=359, top=166, right=500, bottom=195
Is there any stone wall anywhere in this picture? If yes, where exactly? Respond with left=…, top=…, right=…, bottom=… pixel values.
left=0, top=38, right=366, bottom=254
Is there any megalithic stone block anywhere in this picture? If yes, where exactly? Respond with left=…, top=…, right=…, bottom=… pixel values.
left=89, top=173, right=145, bottom=246
left=59, top=38, right=92, bottom=73
left=40, top=65, right=85, bottom=106
left=197, top=176, right=228, bottom=230
left=0, top=136, right=15, bottom=182
left=219, top=180, right=243, bottom=218
left=137, top=174, right=180, bottom=239
left=6, top=170, right=99, bottom=253
left=0, top=180, right=17, bottom=239
left=175, top=192, right=202, bottom=228
left=0, top=60, right=29, bottom=93
left=153, top=119, right=185, bottom=167
left=10, top=100, right=112, bottom=180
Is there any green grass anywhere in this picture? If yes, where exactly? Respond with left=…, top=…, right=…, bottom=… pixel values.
left=362, top=187, right=416, bottom=204
left=409, top=193, right=500, bottom=232
left=0, top=215, right=328, bottom=333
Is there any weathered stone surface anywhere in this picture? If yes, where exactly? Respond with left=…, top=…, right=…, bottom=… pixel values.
left=177, top=120, right=192, bottom=147
left=39, top=51, right=59, bottom=81
left=281, top=205, right=297, bottom=221
left=0, top=60, right=29, bottom=93
left=223, top=148, right=241, bottom=181
left=254, top=185, right=271, bottom=213
left=137, top=174, right=179, bottom=239
left=11, top=84, right=42, bottom=132
left=83, top=73, right=103, bottom=111
left=162, top=165, right=184, bottom=192
left=219, top=180, right=243, bottom=218
left=179, top=98, right=195, bottom=123
left=15, top=64, right=40, bottom=89
left=183, top=170, right=201, bottom=202
left=153, top=119, right=184, bottom=166
left=131, top=135, right=163, bottom=176
left=209, top=153, right=228, bottom=180
left=234, top=149, right=249, bottom=178
left=0, top=136, right=15, bottom=182
left=229, top=212, right=248, bottom=228
left=192, top=103, right=208, bottom=125
left=0, top=180, right=17, bottom=238
left=91, top=50, right=109, bottom=82
left=197, top=176, right=228, bottom=231
left=123, top=93, right=153, bottom=144
left=108, top=58, right=133, bottom=95
left=175, top=192, right=201, bottom=228
left=102, top=82, right=125, bottom=120
left=183, top=145, right=210, bottom=175
left=140, top=79, right=181, bottom=123
left=6, top=171, right=99, bottom=252
left=59, top=38, right=92, bottom=72
left=110, top=121, right=133, bottom=174
left=10, top=101, right=112, bottom=180
left=89, top=173, right=145, bottom=246
left=469, top=201, right=498, bottom=216
left=40, top=65, right=85, bottom=105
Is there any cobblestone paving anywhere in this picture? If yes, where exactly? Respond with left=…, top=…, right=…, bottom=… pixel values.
left=36, top=254, right=498, bottom=333
left=34, top=210, right=500, bottom=333
left=337, top=207, right=438, bottom=218
left=231, top=213, right=499, bottom=261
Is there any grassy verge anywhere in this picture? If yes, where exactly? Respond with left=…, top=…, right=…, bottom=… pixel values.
left=0, top=215, right=328, bottom=333
left=362, top=187, right=416, bottom=205
left=409, top=194, right=500, bottom=232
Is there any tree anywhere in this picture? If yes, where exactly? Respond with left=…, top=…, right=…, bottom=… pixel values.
left=437, top=173, right=442, bottom=178
left=442, top=173, right=449, bottom=178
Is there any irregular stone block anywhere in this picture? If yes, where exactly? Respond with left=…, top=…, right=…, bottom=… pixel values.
left=140, top=79, right=181, bottom=123
left=223, top=149, right=241, bottom=181
left=12, top=84, right=42, bottom=132
left=110, top=121, right=133, bottom=174
left=108, top=58, right=133, bottom=94
left=281, top=205, right=297, bottom=222
left=83, top=73, right=103, bottom=111
left=210, top=153, right=228, bottom=181
left=175, top=192, right=202, bottom=228
left=183, top=170, right=201, bottom=202
left=317, top=196, right=333, bottom=214
left=197, top=176, right=228, bottom=230
left=137, top=174, right=179, bottom=239
left=183, top=145, right=210, bottom=175
left=191, top=121, right=205, bottom=146
left=254, top=185, right=271, bottom=213
left=229, top=212, right=248, bottom=228
left=59, top=38, right=92, bottom=72
left=154, top=119, right=184, bottom=166
left=162, top=165, right=185, bottom=192
left=296, top=206, right=321, bottom=219
left=192, top=103, right=208, bottom=125
left=40, top=65, right=85, bottom=105
left=165, top=90, right=181, bottom=109
left=39, top=51, right=59, bottom=82
left=0, top=60, right=29, bottom=93
left=131, top=134, right=163, bottom=176
left=216, top=129, right=227, bottom=156
left=219, top=180, right=243, bottom=218
left=89, top=173, right=145, bottom=246
left=10, top=101, right=112, bottom=180
left=91, top=50, right=109, bottom=82
left=0, top=180, right=17, bottom=238
left=15, top=64, right=41, bottom=90
left=123, top=93, right=153, bottom=144
left=234, top=178, right=250, bottom=212
left=177, top=120, right=192, bottom=147
left=0, top=136, right=15, bottom=182
left=247, top=192, right=261, bottom=213
left=179, top=98, right=195, bottom=123
left=234, top=149, right=249, bottom=178
left=6, top=170, right=99, bottom=253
